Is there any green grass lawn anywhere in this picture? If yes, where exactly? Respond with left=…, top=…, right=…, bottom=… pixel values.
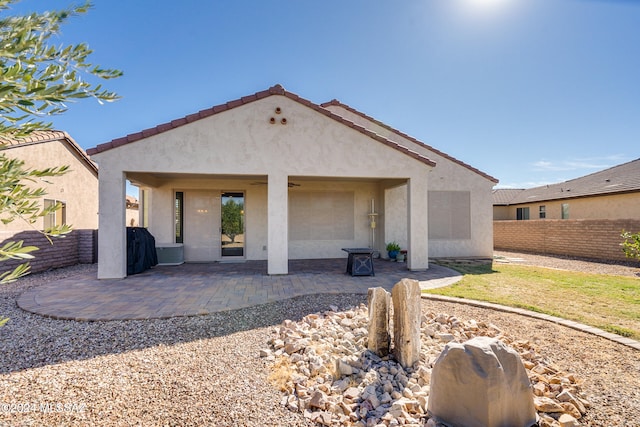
left=424, top=263, right=640, bottom=340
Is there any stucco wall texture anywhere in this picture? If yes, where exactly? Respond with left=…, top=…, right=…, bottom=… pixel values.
left=1, top=139, right=98, bottom=231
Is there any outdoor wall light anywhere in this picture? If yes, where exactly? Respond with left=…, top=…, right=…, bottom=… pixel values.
left=275, top=107, right=282, bottom=114
left=269, top=117, right=276, bottom=124
left=281, top=118, right=287, bottom=125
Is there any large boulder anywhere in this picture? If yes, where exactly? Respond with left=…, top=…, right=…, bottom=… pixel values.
left=391, top=278, right=421, bottom=368
left=428, top=336, right=537, bottom=427
left=367, top=287, right=391, bottom=356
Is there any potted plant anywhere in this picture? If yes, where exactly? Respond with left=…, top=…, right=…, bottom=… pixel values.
left=386, top=241, right=401, bottom=260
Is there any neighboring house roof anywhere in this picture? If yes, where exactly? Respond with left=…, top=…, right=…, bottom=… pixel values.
left=126, top=195, right=139, bottom=209
left=320, top=99, right=499, bottom=183
left=88, top=84, right=452, bottom=168
left=493, top=158, right=640, bottom=205
left=492, top=188, right=526, bottom=205
left=0, top=130, right=98, bottom=176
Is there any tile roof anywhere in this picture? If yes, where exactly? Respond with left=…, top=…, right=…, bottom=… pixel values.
left=87, top=84, right=440, bottom=167
left=495, top=158, right=640, bottom=205
left=320, top=99, right=498, bottom=183
left=0, top=130, right=69, bottom=147
left=492, top=188, right=525, bottom=205
left=0, top=130, right=98, bottom=175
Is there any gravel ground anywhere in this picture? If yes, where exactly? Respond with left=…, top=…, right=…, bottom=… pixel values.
left=494, top=250, right=640, bottom=278
left=0, top=255, right=639, bottom=426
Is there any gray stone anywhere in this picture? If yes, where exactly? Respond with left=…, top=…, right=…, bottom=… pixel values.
left=557, top=390, right=586, bottom=415
left=534, top=396, right=564, bottom=413
left=435, top=332, right=455, bottom=342
left=259, top=348, right=272, bottom=357
left=427, top=336, right=537, bottom=427
left=558, top=413, right=580, bottom=427
left=336, top=359, right=353, bottom=376
left=367, top=287, right=391, bottom=356
left=391, top=279, right=422, bottom=368
left=309, top=390, right=328, bottom=410
left=343, top=387, right=360, bottom=401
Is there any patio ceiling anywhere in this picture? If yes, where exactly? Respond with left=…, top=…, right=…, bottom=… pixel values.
left=126, top=172, right=406, bottom=189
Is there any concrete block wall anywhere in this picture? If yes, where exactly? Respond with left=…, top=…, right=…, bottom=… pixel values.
left=494, top=219, right=640, bottom=262
left=76, top=229, right=98, bottom=264
left=0, top=229, right=97, bottom=276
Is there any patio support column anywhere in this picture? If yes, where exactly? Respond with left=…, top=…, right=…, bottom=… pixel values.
left=97, top=168, right=127, bottom=279
left=267, top=173, right=288, bottom=275
left=407, top=174, right=429, bottom=271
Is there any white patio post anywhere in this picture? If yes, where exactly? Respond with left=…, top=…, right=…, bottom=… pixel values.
left=97, top=168, right=127, bottom=279
left=407, top=175, right=429, bottom=271
left=267, top=172, right=289, bottom=275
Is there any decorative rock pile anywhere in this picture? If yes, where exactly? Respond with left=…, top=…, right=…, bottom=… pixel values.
left=261, top=291, right=590, bottom=427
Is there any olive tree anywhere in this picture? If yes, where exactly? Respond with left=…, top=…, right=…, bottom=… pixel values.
left=0, top=0, right=121, bottom=324
left=221, top=198, right=244, bottom=244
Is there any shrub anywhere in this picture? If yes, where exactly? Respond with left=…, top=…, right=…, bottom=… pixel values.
left=620, top=230, right=640, bottom=262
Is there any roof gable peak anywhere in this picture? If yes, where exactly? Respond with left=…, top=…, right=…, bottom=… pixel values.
left=87, top=84, right=436, bottom=167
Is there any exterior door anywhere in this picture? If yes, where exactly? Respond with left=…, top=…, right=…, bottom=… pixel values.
left=183, top=190, right=220, bottom=262
left=221, top=192, right=244, bottom=257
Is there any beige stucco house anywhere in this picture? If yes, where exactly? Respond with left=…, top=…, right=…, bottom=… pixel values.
left=0, top=131, right=99, bottom=273
left=88, top=84, right=498, bottom=279
left=492, top=159, right=640, bottom=262
left=0, top=131, right=99, bottom=232
left=493, top=158, right=640, bottom=221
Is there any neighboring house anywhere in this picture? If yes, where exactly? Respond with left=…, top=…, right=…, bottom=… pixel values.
left=0, top=131, right=99, bottom=231
left=0, top=131, right=99, bottom=272
left=493, top=158, right=640, bottom=262
left=126, top=195, right=139, bottom=227
left=87, top=84, right=498, bottom=279
left=493, top=158, right=640, bottom=221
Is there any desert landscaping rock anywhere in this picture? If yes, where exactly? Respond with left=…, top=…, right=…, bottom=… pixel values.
left=1, top=258, right=639, bottom=426
left=367, top=287, right=391, bottom=357
left=264, top=302, right=610, bottom=426
left=427, top=336, right=537, bottom=427
left=391, top=278, right=422, bottom=369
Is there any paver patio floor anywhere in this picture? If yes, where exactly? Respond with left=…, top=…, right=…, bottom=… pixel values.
left=17, top=258, right=461, bottom=321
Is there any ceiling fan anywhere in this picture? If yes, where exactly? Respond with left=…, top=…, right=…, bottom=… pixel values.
left=250, top=181, right=301, bottom=187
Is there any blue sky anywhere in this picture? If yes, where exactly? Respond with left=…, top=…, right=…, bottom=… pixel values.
left=8, top=0, right=640, bottom=194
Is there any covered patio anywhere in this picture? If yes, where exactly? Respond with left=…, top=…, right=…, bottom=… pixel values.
left=89, top=85, right=438, bottom=279
left=17, top=259, right=461, bottom=321
left=87, top=84, right=497, bottom=280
